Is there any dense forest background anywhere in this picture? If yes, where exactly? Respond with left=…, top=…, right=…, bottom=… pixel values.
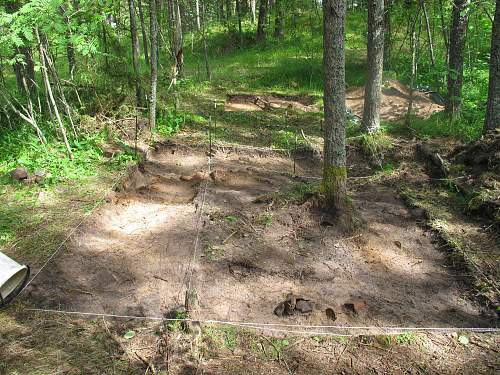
left=0, top=0, right=496, bottom=179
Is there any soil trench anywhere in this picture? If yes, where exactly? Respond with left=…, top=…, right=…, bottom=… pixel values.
left=26, top=142, right=495, bottom=329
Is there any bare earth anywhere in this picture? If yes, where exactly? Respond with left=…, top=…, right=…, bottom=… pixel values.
left=26, top=141, right=495, bottom=331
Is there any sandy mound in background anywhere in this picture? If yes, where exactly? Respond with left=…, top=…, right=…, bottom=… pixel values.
left=347, top=80, right=444, bottom=121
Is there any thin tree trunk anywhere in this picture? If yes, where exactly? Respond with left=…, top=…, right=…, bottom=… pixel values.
left=195, top=0, right=201, bottom=30
left=173, top=0, right=184, bottom=76
left=128, top=0, right=144, bottom=107
left=201, top=0, right=211, bottom=80
left=383, top=0, right=391, bottom=67
left=421, top=0, right=435, bottom=67
left=438, top=0, right=449, bottom=62
left=322, top=0, right=348, bottom=215
left=149, top=0, right=158, bottom=130
left=273, top=0, right=284, bottom=38
left=406, top=7, right=422, bottom=128
left=36, top=29, right=73, bottom=159
left=446, top=0, right=470, bottom=118
left=138, top=0, right=150, bottom=64
left=236, top=0, right=244, bottom=47
left=257, top=0, right=268, bottom=42
left=363, top=0, right=385, bottom=133
left=251, top=0, right=257, bottom=23
left=484, top=0, right=500, bottom=133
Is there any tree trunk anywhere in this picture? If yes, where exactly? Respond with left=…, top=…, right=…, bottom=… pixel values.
left=195, top=0, right=201, bottom=30
left=383, top=0, right=391, bottom=66
left=421, top=0, right=435, bottom=67
left=362, top=0, right=385, bottom=133
left=149, top=0, right=158, bottom=130
left=138, top=0, right=150, bottom=65
left=201, top=0, right=211, bottom=80
left=236, top=0, right=244, bottom=47
left=446, top=0, right=470, bottom=118
left=484, top=0, right=500, bottom=132
left=36, top=29, right=73, bottom=159
left=273, top=0, right=284, bottom=38
left=438, top=0, right=449, bottom=62
left=251, top=0, right=257, bottom=23
left=128, top=0, right=144, bottom=108
left=322, top=0, right=348, bottom=215
left=257, top=0, right=268, bottom=42
left=173, top=0, right=183, bottom=76
left=406, top=6, right=422, bottom=128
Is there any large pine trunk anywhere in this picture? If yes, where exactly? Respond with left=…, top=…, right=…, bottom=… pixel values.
left=446, top=0, right=470, bottom=118
left=257, top=0, right=268, bottom=41
left=322, top=0, right=348, bottom=214
left=149, top=0, right=158, bottom=130
left=362, top=0, right=385, bottom=133
left=484, top=0, right=500, bottom=133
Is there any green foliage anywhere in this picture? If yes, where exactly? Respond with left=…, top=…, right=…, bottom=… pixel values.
left=0, top=124, right=135, bottom=186
left=259, top=212, right=274, bottom=228
left=155, top=109, right=185, bottom=137
left=164, top=310, right=188, bottom=332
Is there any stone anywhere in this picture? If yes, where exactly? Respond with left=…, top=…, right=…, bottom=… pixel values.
left=11, top=167, right=28, bottom=181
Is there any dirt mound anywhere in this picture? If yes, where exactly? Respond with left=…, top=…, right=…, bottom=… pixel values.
left=453, top=130, right=500, bottom=174
left=225, top=93, right=317, bottom=112
left=451, top=130, right=500, bottom=222
left=346, top=79, right=444, bottom=121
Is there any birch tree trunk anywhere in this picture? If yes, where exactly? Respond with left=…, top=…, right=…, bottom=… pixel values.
left=128, top=0, right=144, bottom=107
left=362, top=0, right=385, bottom=133
left=149, top=0, right=158, bottom=130
left=251, top=0, right=257, bottom=23
left=484, top=0, right=500, bottom=132
left=195, top=0, right=201, bottom=30
left=322, top=0, right=348, bottom=215
left=446, top=0, right=470, bottom=119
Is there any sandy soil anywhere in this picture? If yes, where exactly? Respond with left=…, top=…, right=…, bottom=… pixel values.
left=25, top=141, right=495, bottom=331
left=346, top=80, right=444, bottom=121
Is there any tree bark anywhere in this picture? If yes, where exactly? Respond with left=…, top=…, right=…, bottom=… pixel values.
left=128, top=0, right=144, bottom=108
left=257, top=0, right=268, bottom=42
left=195, top=0, right=201, bottom=30
left=446, top=0, right=470, bottom=118
left=322, top=0, right=348, bottom=214
left=362, top=0, right=385, bottom=133
left=236, top=0, right=244, bottom=47
left=251, top=0, right=257, bottom=23
left=149, top=0, right=158, bottom=130
left=36, top=29, right=73, bottom=159
left=383, top=0, right=391, bottom=66
left=484, top=0, right=500, bottom=132
left=421, top=0, right=435, bottom=67
left=138, top=0, right=150, bottom=65
left=273, top=0, right=284, bottom=38
left=201, top=0, right=211, bottom=80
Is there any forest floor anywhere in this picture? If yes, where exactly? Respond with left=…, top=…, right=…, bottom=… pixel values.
left=1, top=83, right=499, bottom=374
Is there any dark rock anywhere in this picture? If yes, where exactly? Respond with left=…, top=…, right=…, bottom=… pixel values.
left=295, top=299, right=313, bottom=313
left=325, top=307, right=337, bottom=321
left=33, top=170, right=45, bottom=184
left=274, top=294, right=313, bottom=317
left=11, top=167, right=28, bottom=181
